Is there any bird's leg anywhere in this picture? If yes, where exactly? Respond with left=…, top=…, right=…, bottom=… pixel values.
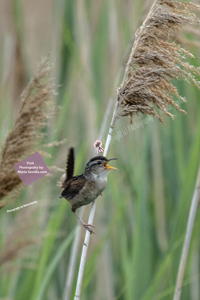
left=73, top=210, right=95, bottom=234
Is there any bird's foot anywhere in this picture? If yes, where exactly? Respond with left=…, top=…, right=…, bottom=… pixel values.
left=83, top=223, right=95, bottom=234
left=74, top=211, right=95, bottom=234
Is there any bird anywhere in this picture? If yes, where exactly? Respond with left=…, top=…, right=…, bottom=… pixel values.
left=59, top=147, right=117, bottom=234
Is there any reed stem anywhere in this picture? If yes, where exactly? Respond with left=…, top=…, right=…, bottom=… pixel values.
left=74, top=100, right=118, bottom=300
left=63, top=98, right=113, bottom=300
left=173, top=166, right=200, bottom=300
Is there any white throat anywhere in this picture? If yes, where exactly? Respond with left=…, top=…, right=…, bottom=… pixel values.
left=92, top=170, right=109, bottom=181
left=91, top=171, right=108, bottom=192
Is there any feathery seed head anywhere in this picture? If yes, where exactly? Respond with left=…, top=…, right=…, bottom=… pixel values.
left=117, top=0, right=200, bottom=123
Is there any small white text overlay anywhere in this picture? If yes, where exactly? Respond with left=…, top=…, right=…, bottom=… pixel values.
left=7, top=201, right=38, bottom=213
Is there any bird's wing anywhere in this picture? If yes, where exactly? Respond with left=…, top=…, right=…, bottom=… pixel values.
left=62, top=148, right=74, bottom=187
left=61, top=175, right=86, bottom=199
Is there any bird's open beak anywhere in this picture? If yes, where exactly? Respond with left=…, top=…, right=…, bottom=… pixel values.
left=104, top=158, right=117, bottom=170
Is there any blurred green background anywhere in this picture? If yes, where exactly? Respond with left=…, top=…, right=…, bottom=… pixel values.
left=0, top=0, right=200, bottom=300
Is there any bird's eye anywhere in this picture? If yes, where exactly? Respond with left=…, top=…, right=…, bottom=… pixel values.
left=97, top=161, right=101, bottom=165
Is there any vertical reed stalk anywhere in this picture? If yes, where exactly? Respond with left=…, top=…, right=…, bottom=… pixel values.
left=63, top=100, right=113, bottom=300
left=74, top=100, right=118, bottom=300
left=173, top=166, right=200, bottom=300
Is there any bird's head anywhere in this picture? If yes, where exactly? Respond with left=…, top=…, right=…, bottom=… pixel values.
left=84, top=156, right=117, bottom=178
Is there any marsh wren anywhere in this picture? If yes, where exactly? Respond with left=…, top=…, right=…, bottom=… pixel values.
left=59, top=148, right=117, bottom=234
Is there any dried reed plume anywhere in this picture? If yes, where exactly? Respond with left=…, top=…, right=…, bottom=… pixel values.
left=0, top=57, right=55, bottom=207
left=117, top=0, right=200, bottom=123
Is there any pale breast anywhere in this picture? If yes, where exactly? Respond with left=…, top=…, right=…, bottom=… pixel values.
left=69, top=177, right=107, bottom=210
